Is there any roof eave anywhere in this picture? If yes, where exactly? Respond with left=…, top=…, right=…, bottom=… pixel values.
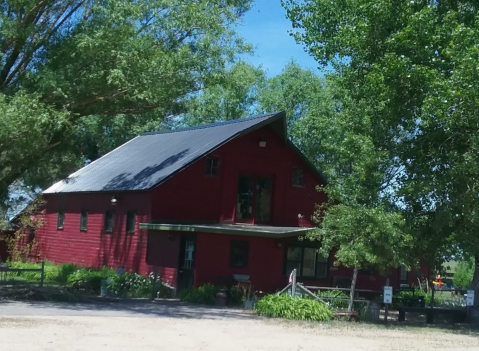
left=139, top=223, right=312, bottom=238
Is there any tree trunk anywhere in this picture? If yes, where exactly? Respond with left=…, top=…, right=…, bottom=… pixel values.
left=348, top=267, right=358, bottom=312
left=473, top=254, right=479, bottom=307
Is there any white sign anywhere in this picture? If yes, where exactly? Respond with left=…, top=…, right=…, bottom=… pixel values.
left=384, top=286, right=393, bottom=304
left=466, top=290, right=475, bottom=306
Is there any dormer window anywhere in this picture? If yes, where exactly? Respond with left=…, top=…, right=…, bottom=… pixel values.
left=205, top=156, right=221, bottom=177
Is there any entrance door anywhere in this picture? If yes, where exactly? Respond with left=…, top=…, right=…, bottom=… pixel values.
left=177, top=234, right=196, bottom=292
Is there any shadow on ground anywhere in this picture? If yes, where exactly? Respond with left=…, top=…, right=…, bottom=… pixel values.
left=0, top=298, right=258, bottom=321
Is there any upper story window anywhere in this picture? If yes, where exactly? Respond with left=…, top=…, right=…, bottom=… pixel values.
left=126, top=210, right=136, bottom=234
left=80, top=210, right=88, bottom=231
left=104, top=210, right=114, bottom=233
left=285, top=246, right=328, bottom=279
left=205, top=156, right=221, bottom=177
left=236, top=175, right=273, bottom=223
left=292, top=167, right=305, bottom=187
left=57, top=210, right=65, bottom=230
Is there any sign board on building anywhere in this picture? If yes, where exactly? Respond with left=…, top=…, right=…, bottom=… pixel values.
left=384, top=286, right=393, bottom=304
left=466, top=290, right=474, bottom=307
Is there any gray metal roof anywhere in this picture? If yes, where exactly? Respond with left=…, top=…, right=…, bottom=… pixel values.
left=140, top=223, right=313, bottom=238
left=44, top=112, right=286, bottom=193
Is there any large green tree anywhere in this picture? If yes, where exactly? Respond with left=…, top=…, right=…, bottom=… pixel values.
left=0, top=0, right=252, bottom=205
left=284, top=0, right=479, bottom=305
left=177, top=61, right=265, bottom=126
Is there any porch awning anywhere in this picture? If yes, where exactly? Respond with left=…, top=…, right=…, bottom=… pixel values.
left=139, top=223, right=314, bottom=238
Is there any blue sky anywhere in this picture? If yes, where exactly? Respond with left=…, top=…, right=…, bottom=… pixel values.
left=235, top=1, right=321, bottom=77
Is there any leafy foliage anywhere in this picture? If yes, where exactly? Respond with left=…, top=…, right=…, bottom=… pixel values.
left=3, top=260, right=176, bottom=298
left=454, top=260, right=474, bottom=289
left=178, top=61, right=265, bottom=126
left=311, top=204, right=413, bottom=272
left=256, top=294, right=333, bottom=321
left=284, top=0, right=479, bottom=305
left=179, top=283, right=218, bottom=304
left=108, top=273, right=152, bottom=297
left=8, top=260, right=57, bottom=281
left=67, top=267, right=115, bottom=293
left=54, top=263, right=81, bottom=285
left=0, top=0, right=253, bottom=203
left=178, top=284, right=245, bottom=305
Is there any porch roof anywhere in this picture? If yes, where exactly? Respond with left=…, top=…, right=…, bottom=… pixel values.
left=139, top=223, right=313, bottom=238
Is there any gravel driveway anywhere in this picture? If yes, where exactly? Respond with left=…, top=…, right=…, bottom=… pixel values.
left=1, top=300, right=478, bottom=351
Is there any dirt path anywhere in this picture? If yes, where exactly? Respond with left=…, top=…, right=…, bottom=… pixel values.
left=1, top=302, right=478, bottom=351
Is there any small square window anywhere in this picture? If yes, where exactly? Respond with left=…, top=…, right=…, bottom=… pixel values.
left=292, top=167, right=305, bottom=187
left=57, top=210, right=65, bottom=230
left=230, top=240, right=249, bottom=267
left=205, top=156, right=221, bottom=177
left=80, top=210, right=88, bottom=231
left=104, top=210, right=114, bottom=233
left=126, top=210, right=136, bottom=234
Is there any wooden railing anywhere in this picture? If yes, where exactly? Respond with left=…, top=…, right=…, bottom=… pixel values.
left=0, top=261, right=45, bottom=288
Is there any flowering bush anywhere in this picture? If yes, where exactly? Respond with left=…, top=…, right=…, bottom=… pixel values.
left=108, top=273, right=151, bottom=297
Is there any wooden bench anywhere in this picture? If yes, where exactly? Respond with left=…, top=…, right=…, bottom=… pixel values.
left=398, top=306, right=467, bottom=324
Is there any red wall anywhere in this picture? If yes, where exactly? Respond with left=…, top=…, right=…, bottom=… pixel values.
left=193, top=233, right=430, bottom=293
left=146, top=231, right=179, bottom=288
left=151, top=125, right=327, bottom=227
left=194, top=233, right=287, bottom=292
left=36, top=192, right=152, bottom=274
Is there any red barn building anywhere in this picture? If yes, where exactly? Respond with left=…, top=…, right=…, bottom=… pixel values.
left=36, top=112, right=426, bottom=293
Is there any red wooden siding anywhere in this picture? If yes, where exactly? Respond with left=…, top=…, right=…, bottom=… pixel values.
left=193, top=233, right=430, bottom=293
left=36, top=192, right=151, bottom=274
left=194, top=233, right=286, bottom=292
left=146, top=231, right=180, bottom=287
left=151, top=125, right=327, bottom=227
left=33, top=120, right=428, bottom=293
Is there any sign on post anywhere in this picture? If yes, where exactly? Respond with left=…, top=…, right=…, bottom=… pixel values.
left=466, top=290, right=475, bottom=307
left=384, top=286, right=393, bottom=304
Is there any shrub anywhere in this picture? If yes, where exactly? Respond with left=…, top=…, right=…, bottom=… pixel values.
left=391, top=289, right=426, bottom=309
left=454, top=260, right=474, bottom=289
left=256, top=294, right=333, bottom=321
left=228, top=286, right=245, bottom=306
left=54, top=263, right=81, bottom=285
left=108, top=272, right=152, bottom=297
left=67, top=267, right=115, bottom=293
left=179, top=283, right=218, bottom=304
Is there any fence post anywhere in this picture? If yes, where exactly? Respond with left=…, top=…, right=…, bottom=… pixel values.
left=291, top=269, right=297, bottom=297
left=39, top=260, right=45, bottom=288
left=151, top=266, right=158, bottom=300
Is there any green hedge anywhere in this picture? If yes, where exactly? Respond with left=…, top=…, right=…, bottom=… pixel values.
left=256, top=294, right=333, bottom=321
